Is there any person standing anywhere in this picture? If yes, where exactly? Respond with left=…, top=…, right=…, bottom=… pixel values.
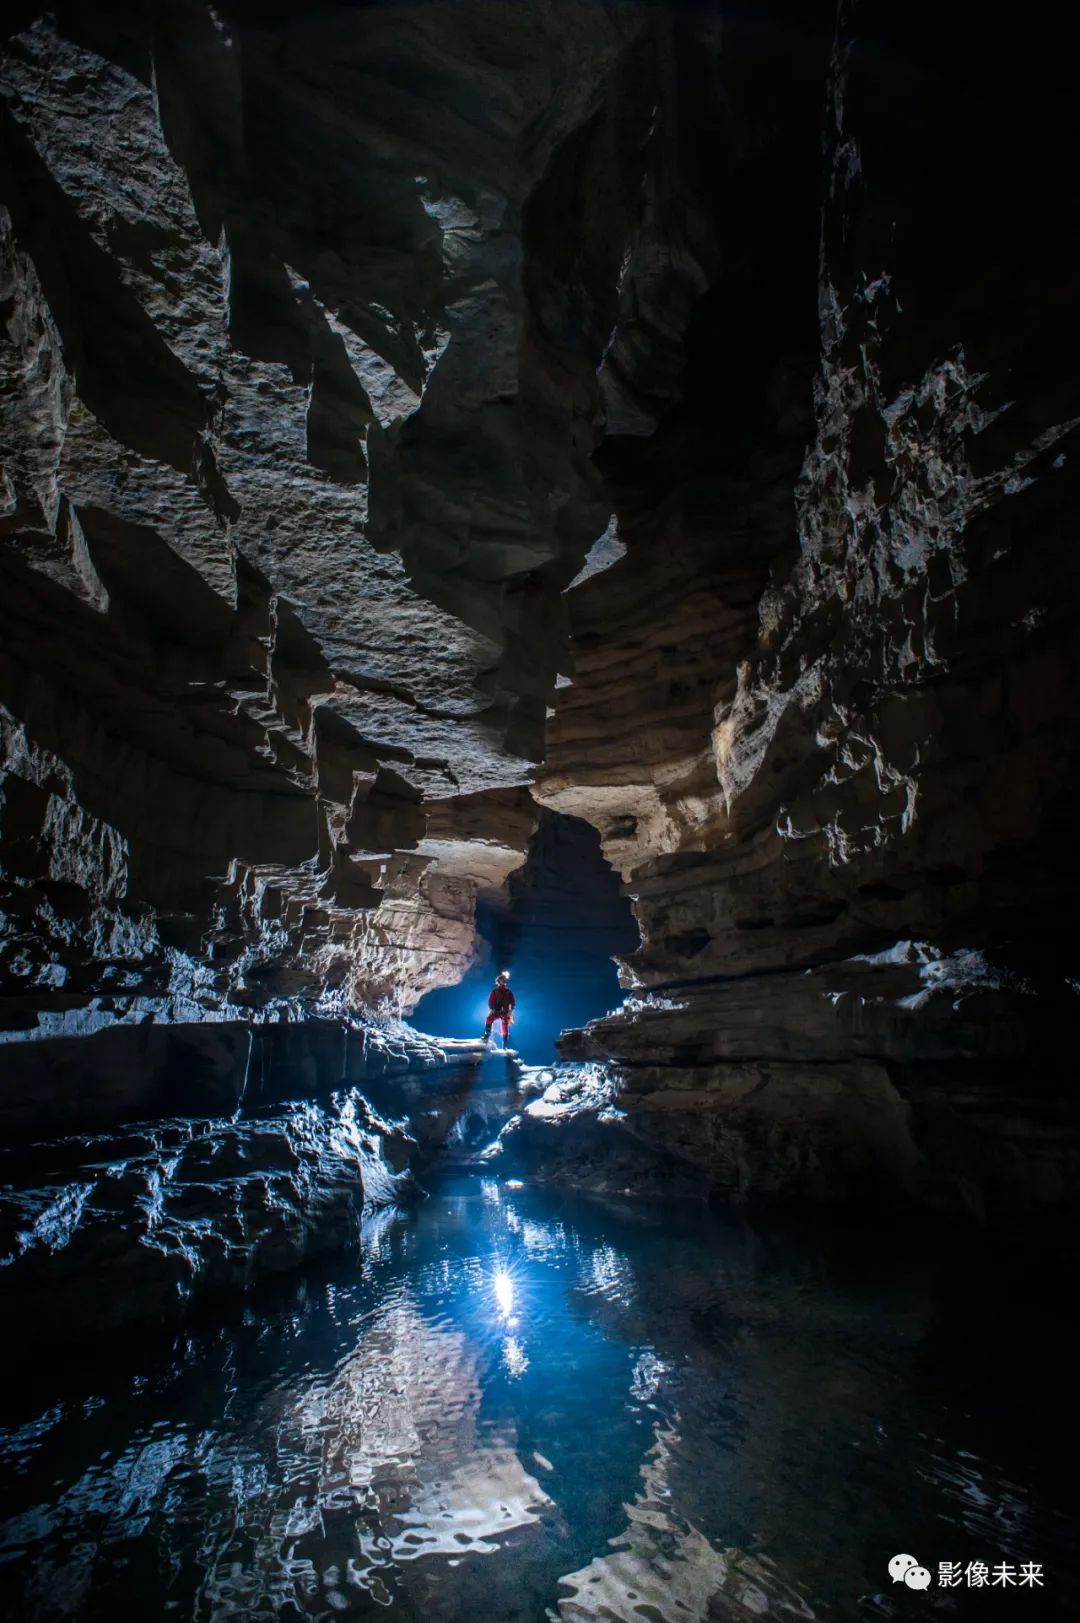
left=483, top=971, right=515, bottom=1048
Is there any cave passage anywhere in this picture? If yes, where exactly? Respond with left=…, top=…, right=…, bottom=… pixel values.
left=2, top=1, right=1079, bottom=1616
left=413, top=812, right=639, bottom=1064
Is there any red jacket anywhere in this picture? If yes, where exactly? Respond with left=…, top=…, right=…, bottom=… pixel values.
left=488, top=984, right=515, bottom=1017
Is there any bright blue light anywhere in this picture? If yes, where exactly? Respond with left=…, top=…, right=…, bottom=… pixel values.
left=415, top=956, right=623, bottom=1065
left=413, top=814, right=638, bottom=1062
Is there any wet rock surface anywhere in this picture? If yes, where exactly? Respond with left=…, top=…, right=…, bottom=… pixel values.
left=488, top=1063, right=701, bottom=1199
left=0, top=1091, right=414, bottom=1349
left=0, top=1026, right=530, bottom=1344
left=360, top=1042, right=535, bottom=1173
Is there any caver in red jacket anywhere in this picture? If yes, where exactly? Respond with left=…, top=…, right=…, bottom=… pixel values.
left=484, top=977, right=516, bottom=1043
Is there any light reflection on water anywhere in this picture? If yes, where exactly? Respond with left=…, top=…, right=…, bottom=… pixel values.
left=0, top=1177, right=1077, bottom=1622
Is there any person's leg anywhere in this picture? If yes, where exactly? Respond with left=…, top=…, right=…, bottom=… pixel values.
left=500, top=1016, right=511, bottom=1046
left=484, top=1013, right=495, bottom=1040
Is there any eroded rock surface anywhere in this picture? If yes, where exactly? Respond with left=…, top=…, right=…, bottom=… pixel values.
left=0, top=1027, right=534, bottom=1342
left=535, top=3, right=1080, bottom=1216
left=0, top=1090, right=414, bottom=1347
left=1, top=0, right=655, bottom=1039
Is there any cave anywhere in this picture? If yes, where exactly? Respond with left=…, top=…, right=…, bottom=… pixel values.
left=1, top=1, right=1078, bottom=1618
left=413, top=811, right=639, bottom=1063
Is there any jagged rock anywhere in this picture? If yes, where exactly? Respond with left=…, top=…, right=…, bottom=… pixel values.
left=0, top=1024, right=540, bottom=1343
left=0, top=1089, right=416, bottom=1348
left=533, top=3, right=1080, bottom=1216
left=0, top=0, right=653, bottom=1028
left=362, top=1040, right=533, bottom=1171
left=491, top=1064, right=707, bottom=1199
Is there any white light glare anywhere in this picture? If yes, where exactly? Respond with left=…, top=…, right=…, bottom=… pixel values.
left=493, top=1268, right=515, bottom=1317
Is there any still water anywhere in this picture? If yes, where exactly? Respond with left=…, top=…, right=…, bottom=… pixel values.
left=1, top=1178, right=1076, bottom=1621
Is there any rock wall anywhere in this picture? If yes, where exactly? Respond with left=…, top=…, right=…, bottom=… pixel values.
left=538, top=2, right=1080, bottom=1217
left=0, top=0, right=656, bottom=1052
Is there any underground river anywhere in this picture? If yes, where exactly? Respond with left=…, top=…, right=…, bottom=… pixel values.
left=1, top=1177, right=1076, bottom=1621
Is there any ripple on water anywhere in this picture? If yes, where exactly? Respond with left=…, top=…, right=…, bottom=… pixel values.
left=0, top=1179, right=1077, bottom=1622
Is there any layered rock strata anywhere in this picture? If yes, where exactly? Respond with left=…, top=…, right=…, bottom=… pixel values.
left=0, top=1090, right=414, bottom=1349
left=0, top=0, right=658, bottom=1048
left=0, top=1007, right=483, bottom=1138
left=535, top=3, right=1080, bottom=1217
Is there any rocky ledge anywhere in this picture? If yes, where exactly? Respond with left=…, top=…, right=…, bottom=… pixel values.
left=0, top=1089, right=413, bottom=1350
left=545, top=950, right=1080, bottom=1221
left=491, top=1021, right=1080, bottom=1223
left=0, top=1025, right=537, bottom=1345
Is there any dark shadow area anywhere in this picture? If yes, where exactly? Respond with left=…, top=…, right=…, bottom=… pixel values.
left=413, top=811, right=638, bottom=1064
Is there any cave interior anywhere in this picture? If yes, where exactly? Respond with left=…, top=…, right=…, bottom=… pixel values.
left=1, top=0, right=1078, bottom=1618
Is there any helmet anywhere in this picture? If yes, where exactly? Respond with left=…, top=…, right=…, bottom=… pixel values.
left=496, top=970, right=510, bottom=982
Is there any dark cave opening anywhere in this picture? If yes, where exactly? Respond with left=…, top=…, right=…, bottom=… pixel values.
left=412, top=810, right=639, bottom=1065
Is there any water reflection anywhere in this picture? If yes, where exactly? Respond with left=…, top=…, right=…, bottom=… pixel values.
left=0, top=1180, right=1077, bottom=1621
left=493, top=1266, right=516, bottom=1318
left=556, top=1425, right=815, bottom=1623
